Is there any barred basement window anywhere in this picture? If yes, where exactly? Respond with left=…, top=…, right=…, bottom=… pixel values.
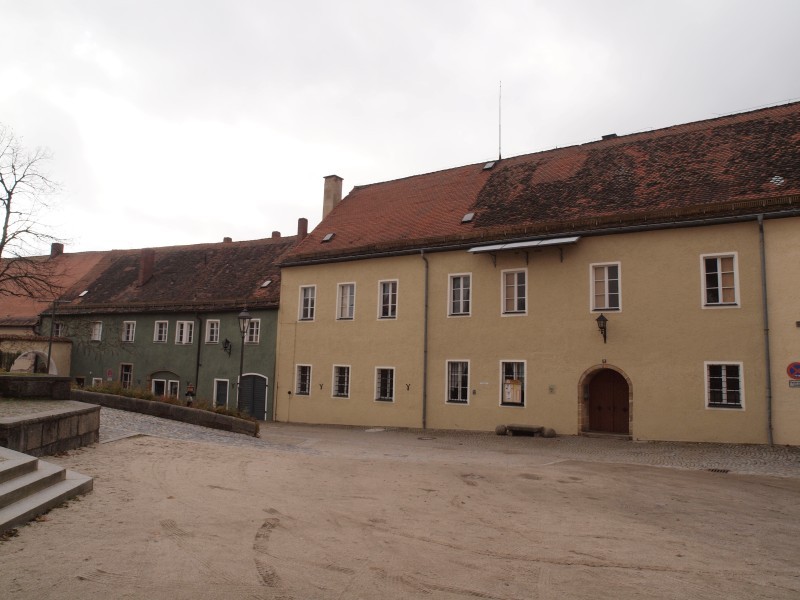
left=447, top=360, right=469, bottom=404
left=376, top=368, right=395, bottom=402
left=332, top=365, right=350, bottom=398
left=706, top=362, right=743, bottom=409
left=296, top=365, right=311, bottom=396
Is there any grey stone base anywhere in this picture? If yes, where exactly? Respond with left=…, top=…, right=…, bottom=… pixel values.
left=0, top=402, right=100, bottom=457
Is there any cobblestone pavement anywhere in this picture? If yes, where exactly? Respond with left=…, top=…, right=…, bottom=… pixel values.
left=99, top=407, right=800, bottom=479
left=99, top=407, right=307, bottom=453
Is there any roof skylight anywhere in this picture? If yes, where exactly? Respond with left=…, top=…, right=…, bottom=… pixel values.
left=321, top=233, right=336, bottom=243
left=461, top=212, right=475, bottom=223
left=482, top=161, right=496, bottom=170
left=261, top=280, right=272, bottom=288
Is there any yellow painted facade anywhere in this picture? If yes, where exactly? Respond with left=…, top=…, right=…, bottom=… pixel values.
left=275, top=217, right=800, bottom=445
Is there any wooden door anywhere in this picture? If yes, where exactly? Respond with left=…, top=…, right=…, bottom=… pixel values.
left=587, top=369, right=629, bottom=434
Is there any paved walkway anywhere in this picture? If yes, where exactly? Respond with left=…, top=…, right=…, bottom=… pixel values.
left=98, top=407, right=800, bottom=479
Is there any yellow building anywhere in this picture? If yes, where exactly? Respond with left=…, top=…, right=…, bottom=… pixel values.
left=275, top=102, right=800, bottom=444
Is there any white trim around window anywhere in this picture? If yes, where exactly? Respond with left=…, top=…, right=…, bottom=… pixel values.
left=299, top=285, right=316, bottom=321
left=378, top=279, right=398, bottom=319
left=375, top=367, right=395, bottom=402
left=122, top=321, right=136, bottom=343
left=90, top=321, right=103, bottom=341
left=590, top=262, right=621, bottom=312
left=332, top=364, right=351, bottom=398
left=446, top=360, right=470, bottom=404
left=154, top=320, right=168, bottom=343
left=246, top=318, right=261, bottom=344
left=500, top=360, right=526, bottom=407
left=501, top=269, right=527, bottom=316
left=448, top=273, right=472, bottom=317
left=700, top=252, right=740, bottom=308
left=175, top=320, right=194, bottom=344
left=336, top=282, right=356, bottom=320
left=704, top=361, right=744, bottom=410
left=206, top=319, right=220, bottom=343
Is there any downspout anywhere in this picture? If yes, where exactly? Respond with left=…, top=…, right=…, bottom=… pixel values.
left=421, top=250, right=429, bottom=429
left=194, top=314, right=203, bottom=398
left=757, top=215, right=774, bottom=445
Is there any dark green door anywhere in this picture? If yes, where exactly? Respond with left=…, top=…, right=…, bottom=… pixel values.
left=238, top=375, right=269, bottom=420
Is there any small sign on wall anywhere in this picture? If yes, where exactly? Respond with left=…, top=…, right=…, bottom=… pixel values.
left=790, top=381, right=800, bottom=388
left=787, top=362, right=800, bottom=380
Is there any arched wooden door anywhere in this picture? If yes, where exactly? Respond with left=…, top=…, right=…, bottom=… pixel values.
left=238, top=374, right=270, bottom=421
left=587, top=369, right=629, bottom=434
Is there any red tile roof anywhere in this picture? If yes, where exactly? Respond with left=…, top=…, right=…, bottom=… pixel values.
left=285, top=101, right=800, bottom=264
left=56, top=237, right=300, bottom=315
left=1, top=236, right=300, bottom=320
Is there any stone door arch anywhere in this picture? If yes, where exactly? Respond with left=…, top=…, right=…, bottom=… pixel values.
left=579, top=365, right=632, bottom=435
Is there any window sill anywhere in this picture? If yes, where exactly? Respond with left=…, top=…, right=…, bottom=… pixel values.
left=336, top=317, right=354, bottom=321
left=592, top=307, right=620, bottom=312
left=707, top=403, right=743, bottom=409
left=501, top=403, right=525, bottom=407
left=446, top=400, right=469, bottom=405
left=703, top=303, right=739, bottom=308
left=449, top=313, right=471, bottom=317
left=375, top=398, right=394, bottom=403
left=298, top=318, right=315, bottom=322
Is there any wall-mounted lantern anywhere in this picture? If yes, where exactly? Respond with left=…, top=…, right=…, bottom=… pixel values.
left=596, top=313, right=608, bottom=344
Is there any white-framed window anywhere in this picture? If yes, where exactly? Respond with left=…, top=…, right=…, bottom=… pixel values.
left=154, top=320, right=168, bottom=343
left=213, top=378, right=229, bottom=407
left=591, top=263, right=621, bottom=311
left=701, top=253, right=739, bottom=307
left=120, top=363, right=133, bottom=389
left=379, top=280, right=398, bottom=319
left=332, top=365, right=350, bottom=398
left=152, top=379, right=166, bottom=396
left=122, top=321, right=136, bottom=343
left=446, top=360, right=470, bottom=404
left=90, top=321, right=103, bottom=341
left=295, top=364, right=312, bottom=395
left=246, top=319, right=260, bottom=344
left=500, top=361, right=525, bottom=406
left=449, top=274, right=471, bottom=316
left=376, top=367, right=395, bottom=402
left=175, top=321, right=194, bottom=344
left=299, top=285, right=316, bottom=321
left=337, top=283, right=356, bottom=320
left=91, top=377, right=103, bottom=387
left=168, top=380, right=180, bottom=397
left=53, top=322, right=66, bottom=337
left=501, top=269, right=527, bottom=315
left=206, top=320, right=220, bottom=343
left=705, top=362, right=744, bottom=409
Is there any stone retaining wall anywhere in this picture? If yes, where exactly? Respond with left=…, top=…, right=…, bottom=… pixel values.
left=0, top=375, right=72, bottom=400
left=71, top=390, right=259, bottom=437
left=0, top=402, right=100, bottom=456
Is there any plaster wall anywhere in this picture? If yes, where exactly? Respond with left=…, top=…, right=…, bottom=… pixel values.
left=276, top=217, right=799, bottom=444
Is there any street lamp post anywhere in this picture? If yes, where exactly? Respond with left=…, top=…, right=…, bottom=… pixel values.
left=237, top=308, right=252, bottom=410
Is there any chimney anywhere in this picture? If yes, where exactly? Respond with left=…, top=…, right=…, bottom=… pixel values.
left=138, top=248, right=155, bottom=287
left=297, top=217, right=308, bottom=238
left=322, top=174, right=343, bottom=219
left=223, top=237, right=233, bottom=243
left=271, top=231, right=281, bottom=239
left=50, top=243, right=64, bottom=258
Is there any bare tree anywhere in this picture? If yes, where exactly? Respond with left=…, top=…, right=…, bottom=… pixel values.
left=0, top=123, right=62, bottom=298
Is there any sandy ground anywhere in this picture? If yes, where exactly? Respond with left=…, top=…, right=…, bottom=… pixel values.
left=1, top=425, right=799, bottom=600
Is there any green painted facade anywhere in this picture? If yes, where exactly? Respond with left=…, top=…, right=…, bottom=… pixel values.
left=44, top=308, right=279, bottom=419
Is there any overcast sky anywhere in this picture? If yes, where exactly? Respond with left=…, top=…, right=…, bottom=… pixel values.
left=2, top=0, right=799, bottom=253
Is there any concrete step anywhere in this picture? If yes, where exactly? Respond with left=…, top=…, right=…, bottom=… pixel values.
left=0, top=454, right=38, bottom=484
left=0, top=469, right=93, bottom=533
left=0, top=461, right=65, bottom=509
